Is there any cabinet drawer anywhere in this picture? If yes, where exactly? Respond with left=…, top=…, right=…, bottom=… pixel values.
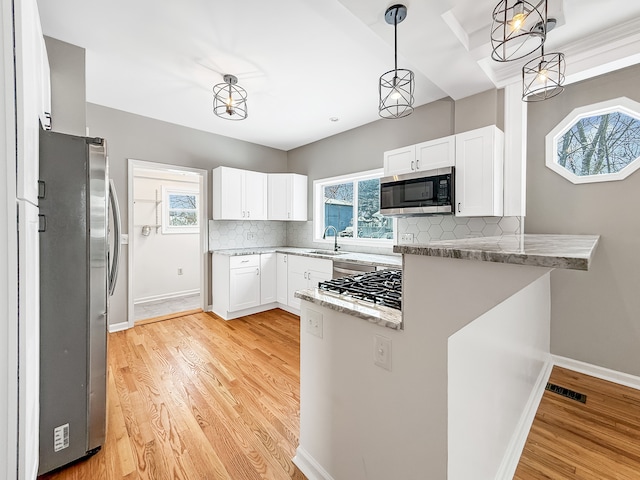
left=230, top=255, right=260, bottom=269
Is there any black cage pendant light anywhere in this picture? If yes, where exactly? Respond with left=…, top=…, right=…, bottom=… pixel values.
left=213, top=74, right=248, bottom=120
left=379, top=4, right=414, bottom=119
left=522, top=45, right=565, bottom=101
left=491, top=0, right=547, bottom=62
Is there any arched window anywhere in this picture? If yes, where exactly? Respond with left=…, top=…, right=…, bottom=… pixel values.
left=545, top=97, right=640, bottom=184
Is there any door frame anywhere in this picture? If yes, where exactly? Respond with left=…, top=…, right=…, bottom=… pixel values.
left=127, top=159, right=208, bottom=329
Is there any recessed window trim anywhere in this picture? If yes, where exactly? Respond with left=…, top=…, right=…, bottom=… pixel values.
left=161, top=186, right=199, bottom=234
left=313, top=168, right=396, bottom=247
left=545, top=97, right=640, bottom=184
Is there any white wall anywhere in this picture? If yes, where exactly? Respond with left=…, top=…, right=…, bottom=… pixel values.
left=297, top=255, right=552, bottom=480
left=448, top=273, right=551, bottom=480
left=132, top=172, right=200, bottom=303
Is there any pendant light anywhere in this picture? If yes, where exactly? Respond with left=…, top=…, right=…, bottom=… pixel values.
left=522, top=45, right=565, bottom=101
left=379, top=4, right=414, bottom=119
left=491, top=0, right=547, bottom=62
left=213, top=74, right=248, bottom=120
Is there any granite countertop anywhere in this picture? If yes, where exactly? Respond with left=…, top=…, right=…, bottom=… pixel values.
left=211, top=246, right=402, bottom=269
left=295, top=288, right=402, bottom=330
left=394, top=234, right=600, bottom=271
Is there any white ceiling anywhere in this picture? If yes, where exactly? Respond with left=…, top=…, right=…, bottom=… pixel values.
left=36, top=0, right=640, bottom=151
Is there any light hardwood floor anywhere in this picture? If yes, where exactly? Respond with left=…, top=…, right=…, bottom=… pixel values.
left=39, top=310, right=306, bottom=480
left=514, top=366, right=640, bottom=479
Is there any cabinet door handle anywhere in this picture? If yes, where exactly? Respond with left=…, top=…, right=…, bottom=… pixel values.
left=242, top=211, right=245, bottom=218
left=288, top=212, right=291, bottom=219
left=416, top=159, right=420, bottom=170
left=247, top=211, right=250, bottom=218
left=458, top=202, right=461, bottom=213
left=256, top=268, right=260, bottom=276
left=284, top=256, right=287, bottom=263
left=411, top=160, right=415, bottom=170
left=241, top=259, right=249, bottom=263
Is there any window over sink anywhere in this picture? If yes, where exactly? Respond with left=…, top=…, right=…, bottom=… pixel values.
left=313, top=169, right=395, bottom=246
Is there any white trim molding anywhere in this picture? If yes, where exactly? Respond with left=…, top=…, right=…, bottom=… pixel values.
left=496, top=359, right=553, bottom=480
left=292, top=446, right=335, bottom=480
left=552, top=355, right=640, bottom=392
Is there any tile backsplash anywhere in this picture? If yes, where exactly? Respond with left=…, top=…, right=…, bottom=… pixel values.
left=208, top=220, right=287, bottom=250
left=395, top=215, right=522, bottom=244
left=210, top=216, right=522, bottom=252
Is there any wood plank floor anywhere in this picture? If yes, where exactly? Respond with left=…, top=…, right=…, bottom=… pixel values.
left=39, top=310, right=307, bottom=480
left=514, top=366, right=640, bottom=480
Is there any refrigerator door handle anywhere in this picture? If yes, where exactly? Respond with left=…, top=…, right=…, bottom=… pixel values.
left=108, top=179, right=122, bottom=296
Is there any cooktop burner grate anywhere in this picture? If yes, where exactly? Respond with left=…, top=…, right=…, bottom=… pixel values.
left=318, top=269, right=402, bottom=310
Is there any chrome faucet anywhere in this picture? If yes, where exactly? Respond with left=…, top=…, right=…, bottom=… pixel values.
left=322, top=225, right=339, bottom=252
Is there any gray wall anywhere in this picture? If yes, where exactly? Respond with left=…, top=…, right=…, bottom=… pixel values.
left=44, top=36, right=85, bottom=136
left=525, top=63, right=640, bottom=376
left=454, top=89, right=504, bottom=134
left=86, top=104, right=287, bottom=326
left=287, top=98, right=456, bottom=218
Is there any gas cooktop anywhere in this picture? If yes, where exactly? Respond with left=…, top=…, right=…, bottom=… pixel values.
left=318, top=269, right=402, bottom=311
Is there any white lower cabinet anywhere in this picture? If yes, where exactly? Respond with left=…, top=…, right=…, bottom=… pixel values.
left=229, top=260, right=261, bottom=312
left=276, top=253, right=288, bottom=304
left=212, top=252, right=332, bottom=319
left=213, top=253, right=274, bottom=320
left=287, top=255, right=332, bottom=311
left=260, top=253, right=277, bottom=304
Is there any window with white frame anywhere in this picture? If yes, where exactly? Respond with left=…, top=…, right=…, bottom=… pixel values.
left=162, top=187, right=199, bottom=234
left=546, top=97, right=640, bottom=184
left=313, top=169, right=395, bottom=245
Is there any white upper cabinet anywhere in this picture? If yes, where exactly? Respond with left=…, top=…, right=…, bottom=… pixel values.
left=267, top=173, right=307, bottom=221
left=384, top=136, right=456, bottom=177
left=415, top=136, right=455, bottom=171
left=383, top=144, right=415, bottom=176
left=212, top=166, right=267, bottom=220
left=14, top=0, right=48, bottom=205
left=455, top=125, right=504, bottom=217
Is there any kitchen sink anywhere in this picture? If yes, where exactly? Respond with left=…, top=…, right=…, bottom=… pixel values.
left=308, top=249, right=344, bottom=256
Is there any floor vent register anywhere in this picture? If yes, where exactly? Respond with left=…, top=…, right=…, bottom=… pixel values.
left=545, top=383, right=587, bottom=403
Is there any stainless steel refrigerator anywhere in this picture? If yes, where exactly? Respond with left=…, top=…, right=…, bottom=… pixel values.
left=38, top=129, right=121, bottom=474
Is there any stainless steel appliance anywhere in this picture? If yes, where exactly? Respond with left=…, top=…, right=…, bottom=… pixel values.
left=332, top=260, right=376, bottom=279
left=380, top=167, right=454, bottom=216
left=38, top=130, right=121, bottom=474
left=319, top=269, right=403, bottom=310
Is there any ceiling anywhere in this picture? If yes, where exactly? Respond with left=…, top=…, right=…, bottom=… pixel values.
left=37, top=0, right=640, bottom=151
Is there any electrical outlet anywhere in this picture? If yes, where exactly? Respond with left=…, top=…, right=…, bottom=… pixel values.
left=306, top=310, right=323, bottom=338
left=177, top=268, right=183, bottom=275
left=400, top=233, right=414, bottom=243
left=374, top=334, right=392, bottom=371
left=246, top=232, right=257, bottom=241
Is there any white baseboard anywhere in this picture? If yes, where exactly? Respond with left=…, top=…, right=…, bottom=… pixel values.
left=496, top=358, right=553, bottom=480
left=108, top=321, right=129, bottom=333
left=552, top=355, right=640, bottom=391
left=292, top=446, right=335, bottom=480
left=277, top=303, right=300, bottom=316
left=134, top=288, right=200, bottom=305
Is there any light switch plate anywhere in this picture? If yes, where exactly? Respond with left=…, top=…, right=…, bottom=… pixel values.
left=307, top=310, right=323, bottom=338
left=374, top=334, right=392, bottom=371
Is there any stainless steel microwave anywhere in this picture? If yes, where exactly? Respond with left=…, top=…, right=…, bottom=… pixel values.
left=380, top=167, right=454, bottom=216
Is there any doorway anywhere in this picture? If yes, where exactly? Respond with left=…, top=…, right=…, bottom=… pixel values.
left=127, top=159, right=208, bottom=327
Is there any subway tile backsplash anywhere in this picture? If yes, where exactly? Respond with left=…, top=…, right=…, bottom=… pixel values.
left=209, top=216, right=522, bottom=252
